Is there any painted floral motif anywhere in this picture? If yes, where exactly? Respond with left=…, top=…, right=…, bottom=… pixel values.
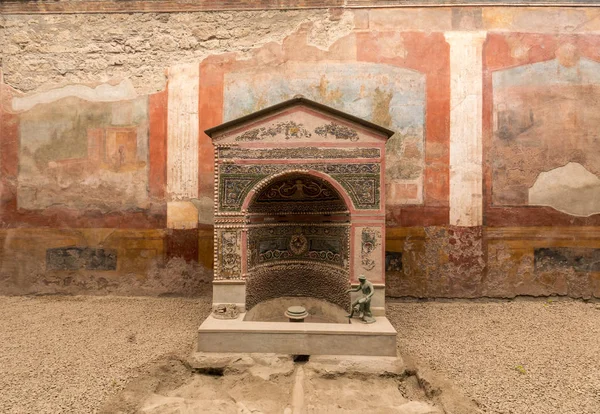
left=218, top=163, right=381, bottom=211
left=218, top=147, right=380, bottom=160
left=220, top=230, right=241, bottom=279
left=314, top=122, right=359, bottom=141
left=236, top=121, right=312, bottom=141
left=322, top=164, right=380, bottom=174
left=361, top=228, right=380, bottom=271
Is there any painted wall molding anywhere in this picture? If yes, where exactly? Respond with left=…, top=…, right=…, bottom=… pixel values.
left=167, top=63, right=199, bottom=201
left=2, top=1, right=600, bottom=14
left=445, top=31, right=487, bottom=227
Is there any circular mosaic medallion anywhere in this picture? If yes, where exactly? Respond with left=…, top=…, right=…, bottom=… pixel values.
left=289, top=234, right=308, bottom=255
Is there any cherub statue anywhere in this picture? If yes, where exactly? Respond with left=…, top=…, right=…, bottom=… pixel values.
left=346, top=274, right=376, bottom=324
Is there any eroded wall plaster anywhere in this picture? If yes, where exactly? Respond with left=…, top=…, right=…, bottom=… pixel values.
left=1, top=10, right=355, bottom=95
left=11, top=80, right=137, bottom=112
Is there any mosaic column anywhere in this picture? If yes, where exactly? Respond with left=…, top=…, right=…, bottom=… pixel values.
left=444, top=32, right=487, bottom=227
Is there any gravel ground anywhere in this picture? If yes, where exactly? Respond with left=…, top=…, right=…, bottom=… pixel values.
left=388, top=299, right=600, bottom=414
left=0, top=296, right=210, bottom=414
left=0, top=296, right=598, bottom=413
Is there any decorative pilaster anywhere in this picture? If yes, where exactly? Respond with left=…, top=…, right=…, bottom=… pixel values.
left=444, top=32, right=487, bottom=227
left=166, top=63, right=199, bottom=229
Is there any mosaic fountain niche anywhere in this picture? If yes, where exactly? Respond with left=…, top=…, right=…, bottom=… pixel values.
left=199, top=97, right=397, bottom=356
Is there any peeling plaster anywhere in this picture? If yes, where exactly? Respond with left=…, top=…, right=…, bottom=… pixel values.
left=306, top=9, right=354, bottom=51
left=529, top=162, right=600, bottom=217
left=12, top=80, right=137, bottom=112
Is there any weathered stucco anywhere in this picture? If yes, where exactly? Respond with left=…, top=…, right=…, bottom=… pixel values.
left=0, top=10, right=354, bottom=94
left=1, top=5, right=600, bottom=298
left=0, top=228, right=213, bottom=296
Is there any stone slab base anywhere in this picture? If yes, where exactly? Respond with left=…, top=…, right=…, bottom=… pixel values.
left=187, top=352, right=404, bottom=378
left=197, top=314, right=397, bottom=356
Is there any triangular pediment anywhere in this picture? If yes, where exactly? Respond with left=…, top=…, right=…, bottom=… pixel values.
left=205, top=96, right=394, bottom=145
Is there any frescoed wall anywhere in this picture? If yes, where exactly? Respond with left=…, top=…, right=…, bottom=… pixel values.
left=479, top=33, right=600, bottom=298
left=492, top=52, right=600, bottom=216
left=18, top=96, right=150, bottom=211
left=197, top=28, right=450, bottom=225
left=223, top=62, right=426, bottom=205
left=1, top=4, right=600, bottom=299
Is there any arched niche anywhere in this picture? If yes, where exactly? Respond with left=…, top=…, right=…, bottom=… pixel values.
left=244, top=172, right=351, bottom=312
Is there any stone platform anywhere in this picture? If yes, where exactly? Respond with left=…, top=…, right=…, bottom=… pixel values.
left=197, top=314, right=397, bottom=356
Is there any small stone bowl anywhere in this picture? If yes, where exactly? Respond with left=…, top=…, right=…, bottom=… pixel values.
left=285, top=305, right=309, bottom=322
